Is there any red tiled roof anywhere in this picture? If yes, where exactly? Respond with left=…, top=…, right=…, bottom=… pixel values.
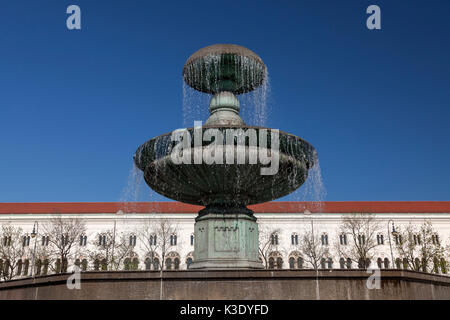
left=0, top=201, right=449, bottom=214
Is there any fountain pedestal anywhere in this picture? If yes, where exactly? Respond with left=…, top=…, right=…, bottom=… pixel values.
left=190, top=208, right=262, bottom=269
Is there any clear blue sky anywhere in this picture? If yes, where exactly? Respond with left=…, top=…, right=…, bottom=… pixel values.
left=0, top=0, right=449, bottom=202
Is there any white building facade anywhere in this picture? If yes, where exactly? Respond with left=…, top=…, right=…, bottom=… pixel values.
left=0, top=201, right=449, bottom=279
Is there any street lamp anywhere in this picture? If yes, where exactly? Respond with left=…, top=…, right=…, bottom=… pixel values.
left=387, top=220, right=397, bottom=269
left=30, top=221, right=38, bottom=277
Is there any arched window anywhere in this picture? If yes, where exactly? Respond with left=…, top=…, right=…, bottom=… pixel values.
left=440, top=258, right=447, bottom=274
left=131, top=258, right=139, bottom=270
left=346, top=258, right=352, bottom=269
left=297, top=257, right=303, bottom=269
left=377, top=258, right=383, bottom=269
left=395, top=234, right=402, bottom=245
left=166, top=258, right=172, bottom=270
left=174, top=257, right=180, bottom=270
left=93, top=259, right=100, bottom=271
left=339, top=258, right=345, bottom=269
left=402, top=258, right=408, bottom=270
left=291, top=233, right=298, bottom=245
left=190, top=234, right=194, bottom=246
left=81, top=259, right=88, bottom=271
left=123, top=258, right=130, bottom=271
left=289, top=257, right=295, bottom=269
left=365, top=258, right=371, bottom=268
left=414, top=258, right=421, bottom=271
left=16, top=259, right=23, bottom=276
left=42, top=259, right=49, bottom=275
left=395, top=258, right=402, bottom=269
left=433, top=257, right=440, bottom=273
left=75, top=259, right=81, bottom=267
left=153, top=258, right=160, bottom=270
left=270, top=233, right=279, bottom=246
left=358, top=258, right=365, bottom=269
left=384, top=258, right=389, bottom=269
left=339, top=233, right=347, bottom=245
left=186, top=257, right=193, bottom=269
left=101, top=259, right=107, bottom=271
left=376, top=234, right=384, bottom=245
left=35, top=259, right=42, bottom=276
left=170, top=234, right=177, bottom=246
left=276, top=257, right=283, bottom=269
left=321, top=233, right=328, bottom=246
left=327, top=258, right=333, bottom=269
left=61, top=258, right=68, bottom=273
left=98, top=234, right=107, bottom=246
left=268, top=257, right=274, bottom=269
left=320, top=258, right=326, bottom=269
left=413, top=234, right=421, bottom=245
left=55, top=259, right=61, bottom=273
left=145, top=258, right=152, bottom=270
left=4, top=260, right=10, bottom=276
left=23, top=259, right=29, bottom=276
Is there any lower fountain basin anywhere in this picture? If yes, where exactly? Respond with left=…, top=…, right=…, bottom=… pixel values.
left=134, top=126, right=316, bottom=207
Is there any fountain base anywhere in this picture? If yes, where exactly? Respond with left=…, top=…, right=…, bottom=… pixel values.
left=189, top=207, right=263, bottom=270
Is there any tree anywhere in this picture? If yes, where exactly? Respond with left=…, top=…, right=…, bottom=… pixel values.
left=394, top=220, right=446, bottom=273
left=40, top=216, right=86, bottom=273
left=258, top=226, right=282, bottom=269
left=335, top=213, right=381, bottom=268
left=0, top=225, right=30, bottom=281
left=88, top=230, right=136, bottom=271
left=299, top=222, right=329, bottom=269
left=136, top=217, right=178, bottom=270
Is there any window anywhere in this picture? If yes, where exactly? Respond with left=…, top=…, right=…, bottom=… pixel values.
left=79, top=235, right=87, bottom=246
left=61, top=235, right=69, bottom=246
left=22, top=235, right=30, bottom=247
left=321, top=233, right=328, bottom=246
left=289, top=257, right=295, bottom=269
left=276, top=257, right=283, bottom=269
left=35, top=259, right=42, bottom=276
left=99, top=234, right=107, bottom=246
left=358, top=234, right=366, bottom=245
left=81, top=259, right=88, bottom=271
left=339, top=233, right=347, bottom=245
left=16, top=260, right=23, bottom=276
left=170, top=234, right=177, bottom=246
left=23, top=259, right=29, bottom=275
left=395, top=258, right=402, bottom=269
left=145, top=258, right=152, bottom=270
left=186, top=257, right=193, bottom=269
left=346, top=258, right=352, bottom=269
left=327, top=258, right=333, bottom=269
left=149, top=234, right=157, bottom=246
left=413, top=234, right=421, bottom=245
left=129, top=235, right=137, bottom=247
left=384, top=258, right=390, bottom=269
left=376, top=234, right=384, bottom=245
left=377, top=258, right=383, bottom=268
left=270, top=233, right=279, bottom=245
left=440, top=258, right=447, bottom=274
left=131, top=258, right=139, bottom=270
left=320, top=258, right=326, bottom=269
left=166, top=258, right=172, bottom=270
left=190, top=234, right=194, bottom=246
left=291, top=233, right=298, bottom=245
left=339, top=258, right=345, bottom=269
left=297, top=257, right=303, bottom=269
left=3, top=236, right=11, bottom=246
left=432, top=234, right=440, bottom=245
left=174, top=258, right=180, bottom=270
left=395, top=234, right=403, bottom=245
left=268, top=257, right=275, bottom=269
left=41, top=235, right=49, bottom=246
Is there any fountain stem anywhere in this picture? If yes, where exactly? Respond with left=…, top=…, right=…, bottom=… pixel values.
left=204, top=91, right=245, bottom=126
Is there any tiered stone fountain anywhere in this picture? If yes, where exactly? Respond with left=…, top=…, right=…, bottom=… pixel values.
left=134, top=44, right=316, bottom=269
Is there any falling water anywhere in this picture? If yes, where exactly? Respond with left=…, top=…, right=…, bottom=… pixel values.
left=182, top=82, right=210, bottom=127
left=240, top=69, right=271, bottom=127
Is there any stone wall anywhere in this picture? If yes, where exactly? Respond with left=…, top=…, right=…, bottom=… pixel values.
left=0, top=269, right=449, bottom=300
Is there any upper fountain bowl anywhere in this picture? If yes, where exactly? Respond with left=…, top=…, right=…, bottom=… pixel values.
left=183, top=44, right=266, bottom=94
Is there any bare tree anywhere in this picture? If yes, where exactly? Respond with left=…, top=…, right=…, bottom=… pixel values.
left=40, top=216, right=86, bottom=273
left=299, top=223, right=329, bottom=269
left=88, top=230, right=136, bottom=271
left=335, top=213, right=381, bottom=268
left=0, top=225, right=31, bottom=281
left=394, top=220, right=446, bottom=273
left=138, top=218, right=178, bottom=270
left=258, top=225, right=282, bottom=269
